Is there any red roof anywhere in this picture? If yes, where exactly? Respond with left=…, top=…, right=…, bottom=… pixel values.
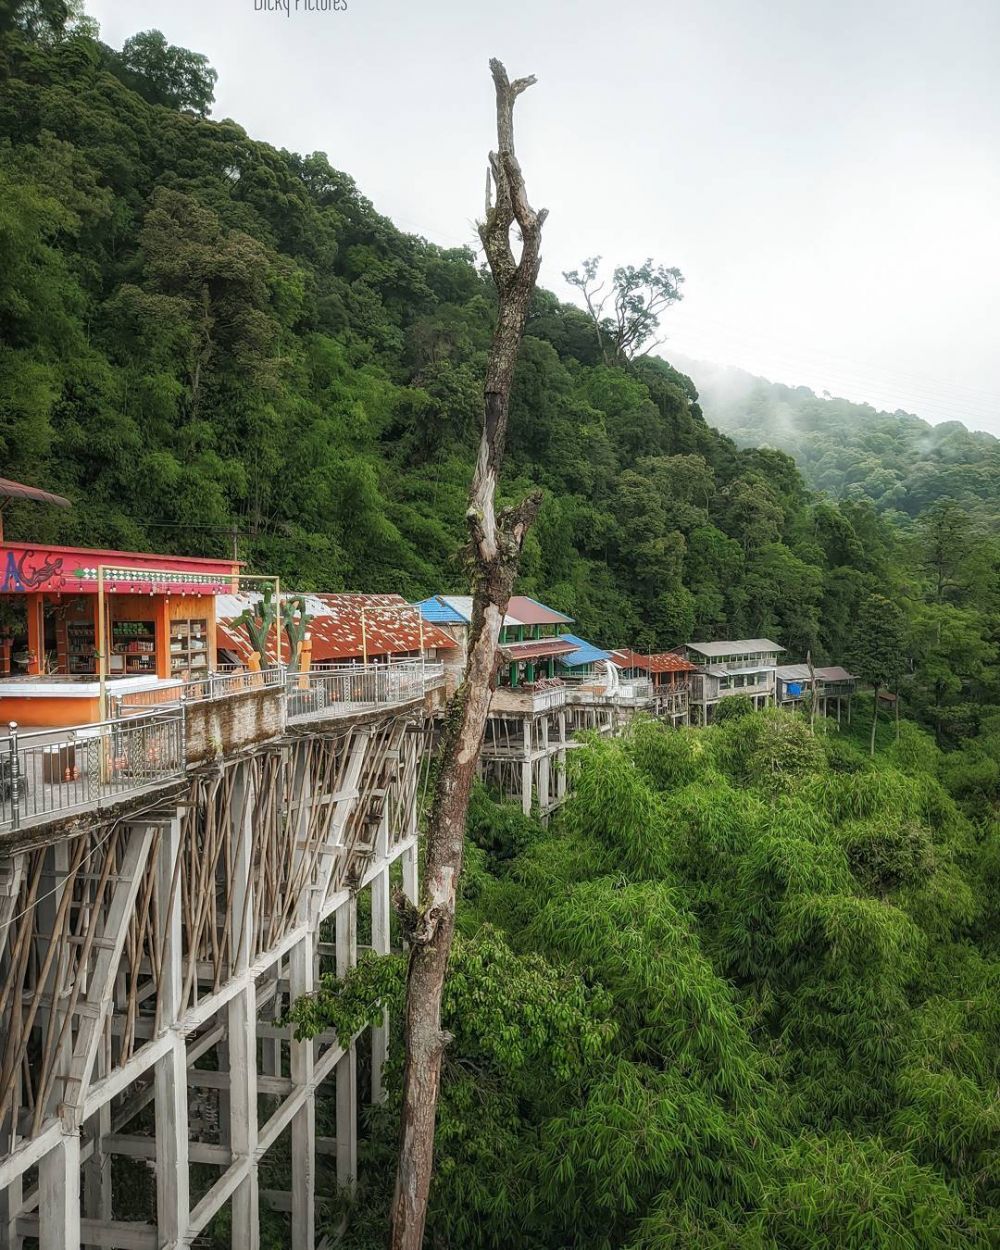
left=611, top=648, right=696, bottom=674
left=500, top=638, right=578, bottom=662
left=506, top=596, right=574, bottom=627
left=218, top=593, right=457, bottom=665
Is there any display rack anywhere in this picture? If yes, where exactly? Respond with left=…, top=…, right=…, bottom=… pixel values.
left=169, top=617, right=209, bottom=676
left=67, top=622, right=97, bottom=675
left=111, top=619, right=157, bottom=674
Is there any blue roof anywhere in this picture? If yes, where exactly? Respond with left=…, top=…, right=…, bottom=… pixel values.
left=557, top=633, right=613, bottom=668
left=413, top=596, right=468, bottom=625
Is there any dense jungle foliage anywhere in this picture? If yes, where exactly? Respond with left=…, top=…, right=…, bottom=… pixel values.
left=5, top=1, right=1000, bottom=752
left=291, top=709, right=1000, bottom=1249
left=682, top=357, right=1000, bottom=524
left=5, top=5, right=1000, bottom=1248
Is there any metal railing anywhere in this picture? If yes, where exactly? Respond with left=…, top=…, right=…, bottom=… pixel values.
left=0, top=661, right=444, bottom=831
left=0, top=712, right=185, bottom=832
left=113, top=668, right=286, bottom=715
left=287, top=663, right=428, bottom=722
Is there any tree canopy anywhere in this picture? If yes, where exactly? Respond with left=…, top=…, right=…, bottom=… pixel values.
left=290, top=710, right=1000, bottom=1248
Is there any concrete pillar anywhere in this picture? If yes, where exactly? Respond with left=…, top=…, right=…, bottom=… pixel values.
left=155, top=814, right=189, bottom=1246
left=83, top=1105, right=111, bottom=1230
left=521, top=717, right=533, bottom=817
left=370, top=806, right=391, bottom=1103
left=335, top=896, right=358, bottom=1191
left=537, top=717, right=550, bottom=816
left=1, top=1174, right=23, bottom=1250
left=401, top=843, right=418, bottom=908
left=38, top=1131, right=80, bottom=1250
left=289, top=933, right=315, bottom=1250
left=556, top=710, right=567, bottom=803
left=229, top=764, right=259, bottom=1249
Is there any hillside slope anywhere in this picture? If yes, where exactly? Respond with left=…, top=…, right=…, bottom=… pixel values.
left=0, top=9, right=903, bottom=664
left=675, top=356, right=1000, bottom=522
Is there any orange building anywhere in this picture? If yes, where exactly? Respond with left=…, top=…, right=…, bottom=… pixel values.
left=0, top=542, right=239, bottom=727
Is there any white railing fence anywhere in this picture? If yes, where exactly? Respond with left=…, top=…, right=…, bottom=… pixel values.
left=286, top=663, right=427, bottom=722
left=0, top=712, right=185, bottom=832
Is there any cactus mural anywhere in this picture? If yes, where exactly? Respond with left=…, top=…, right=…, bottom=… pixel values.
left=233, top=585, right=311, bottom=671
left=282, top=595, right=310, bottom=673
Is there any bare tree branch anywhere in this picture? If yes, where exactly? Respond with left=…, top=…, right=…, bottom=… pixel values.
left=387, top=57, right=546, bottom=1250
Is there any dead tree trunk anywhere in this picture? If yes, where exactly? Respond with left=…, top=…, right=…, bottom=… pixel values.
left=387, top=59, right=546, bottom=1250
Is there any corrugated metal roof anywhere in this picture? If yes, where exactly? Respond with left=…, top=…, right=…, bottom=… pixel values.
left=817, top=665, right=856, bottom=683
left=776, top=664, right=812, bottom=683
left=499, top=638, right=578, bottom=662
left=705, top=663, right=777, bottom=678
left=687, top=639, right=785, bottom=657
left=418, top=594, right=573, bottom=629
left=777, top=663, right=857, bottom=685
left=439, top=595, right=525, bottom=628
left=611, top=648, right=697, bottom=674
left=507, top=595, right=574, bottom=626
left=557, top=633, right=612, bottom=668
left=218, top=591, right=457, bottom=664
left=413, top=596, right=468, bottom=625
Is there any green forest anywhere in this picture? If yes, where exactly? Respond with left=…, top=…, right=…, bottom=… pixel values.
left=4, top=5, right=1000, bottom=1247
left=295, top=709, right=1000, bottom=1248
left=683, top=358, right=1000, bottom=525
left=3, top=0, right=998, bottom=728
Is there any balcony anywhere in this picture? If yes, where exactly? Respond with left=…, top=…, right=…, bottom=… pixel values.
left=490, top=684, right=567, bottom=715
left=0, top=713, right=185, bottom=833
left=286, top=662, right=433, bottom=723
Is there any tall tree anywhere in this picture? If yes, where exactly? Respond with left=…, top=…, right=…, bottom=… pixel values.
left=119, top=29, right=217, bottom=115
left=849, top=593, right=908, bottom=756
left=563, top=256, right=683, bottom=364
left=388, top=58, right=546, bottom=1249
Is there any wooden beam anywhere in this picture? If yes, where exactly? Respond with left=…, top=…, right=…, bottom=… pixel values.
left=106, top=1134, right=229, bottom=1166
left=20, top=1215, right=156, bottom=1250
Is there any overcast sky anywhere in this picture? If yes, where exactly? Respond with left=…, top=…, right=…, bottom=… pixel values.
left=89, top=0, right=1000, bottom=432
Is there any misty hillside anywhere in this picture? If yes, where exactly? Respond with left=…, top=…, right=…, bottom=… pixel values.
left=674, top=356, right=1000, bottom=522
